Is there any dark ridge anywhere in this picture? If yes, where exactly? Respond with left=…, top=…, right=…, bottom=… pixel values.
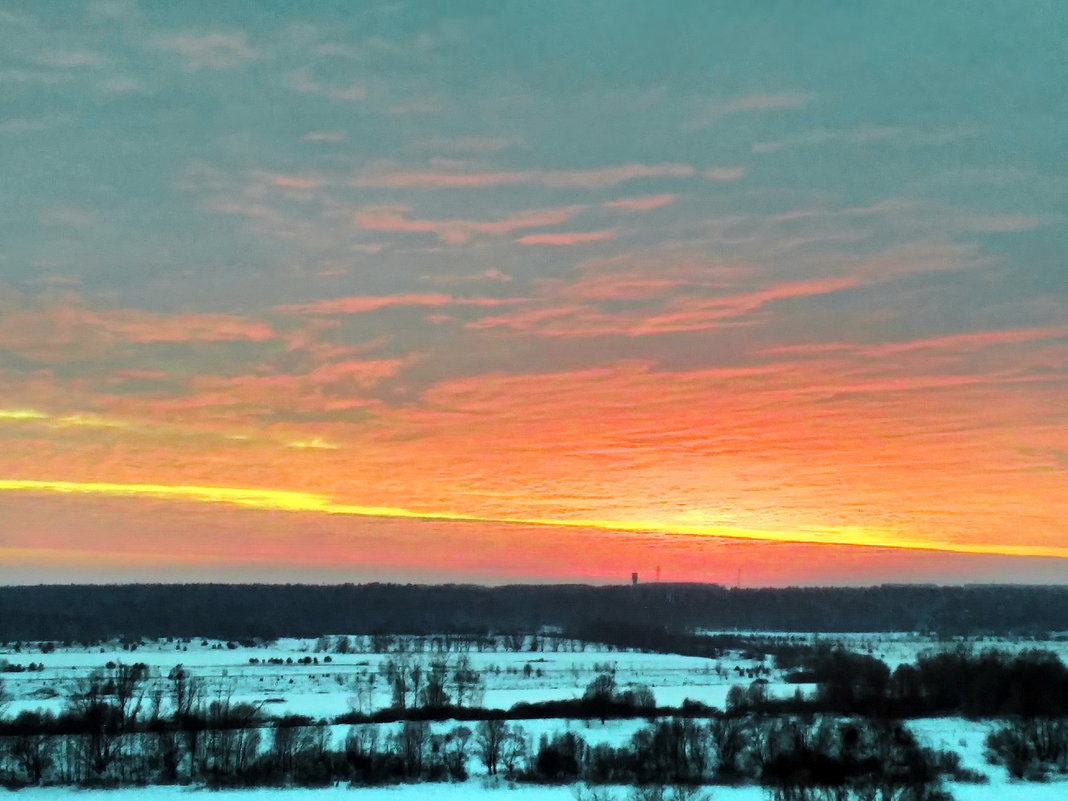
left=1, top=583, right=1067, bottom=641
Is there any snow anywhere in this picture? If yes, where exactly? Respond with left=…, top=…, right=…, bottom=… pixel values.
left=8, top=782, right=1067, bottom=800
left=0, top=783, right=765, bottom=801
left=7, top=632, right=1068, bottom=798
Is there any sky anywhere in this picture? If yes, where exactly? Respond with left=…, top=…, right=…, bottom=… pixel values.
left=0, top=1, right=1066, bottom=586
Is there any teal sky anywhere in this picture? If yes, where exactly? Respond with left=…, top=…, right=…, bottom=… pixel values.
left=0, top=1, right=1066, bottom=584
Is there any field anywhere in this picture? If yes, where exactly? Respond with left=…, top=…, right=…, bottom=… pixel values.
left=4, top=631, right=1068, bottom=798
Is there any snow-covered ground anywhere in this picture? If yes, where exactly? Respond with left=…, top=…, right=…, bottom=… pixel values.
left=5, top=632, right=1068, bottom=798
left=7, top=631, right=1066, bottom=720
left=0, top=784, right=767, bottom=800
left=8, top=781, right=1068, bottom=801
left=1, top=635, right=780, bottom=719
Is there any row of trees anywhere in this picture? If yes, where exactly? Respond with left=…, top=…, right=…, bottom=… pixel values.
left=529, top=715, right=965, bottom=801
left=0, top=659, right=529, bottom=787
left=8, top=584, right=1068, bottom=642
left=986, top=717, right=1068, bottom=780
left=314, top=633, right=597, bottom=654
left=728, top=646, right=1068, bottom=719
left=0, top=698, right=969, bottom=796
left=375, top=654, right=485, bottom=710
left=0, top=713, right=529, bottom=787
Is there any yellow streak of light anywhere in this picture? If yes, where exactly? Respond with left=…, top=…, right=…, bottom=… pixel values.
left=55, top=413, right=130, bottom=428
left=0, top=408, right=129, bottom=428
left=0, top=409, right=49, bottom=420
left=287, top=437, right=340, bottom=450
left=0, top=478, right=1065, bottom=560
left=0, top=409, right=334, bottom=450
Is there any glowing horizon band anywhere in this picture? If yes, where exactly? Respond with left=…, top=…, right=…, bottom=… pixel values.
left=0, top=478, right=1065, bottom=560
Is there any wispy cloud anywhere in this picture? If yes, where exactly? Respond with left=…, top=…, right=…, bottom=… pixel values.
left=35, top=49, right=105, bottom=68
left=603, top=194, right=677, bottom=212
left=404, top=135, right=523, bottom=155
left=351, top=204, right=583, bottom=244
left=703, top=166, right=747, bottom=182
left=467, top=270, right=860, bottom=337
left=516, top=230, right=617, bottom=246
left=159, top=32, right=259, bottom=70
left=276, top=293, right=524, bottom=315
left=285, top=69, right=367, bottom=102
left=304, top=131, right=346, bottom=143
left=687, top=93, right=812, bottom=130
left=424, top=269, right=513, bottom=284
left=752, top=125, right=980, bottom=155
left=355, top=162, right=695, bottom=189
left=0, top=302, right=276, bottom=362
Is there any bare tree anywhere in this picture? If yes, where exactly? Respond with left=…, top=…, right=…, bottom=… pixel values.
left=380, top=654, right=412, bottom=709
left=476, top=718, right=507, bottom=775
left=442, top=724, right=472, bottom=779
left=7, top=713, right=55, bottom=785
left=421, top=657, right=451, bottom=707
left=396, top=719, right=431, bottom=777
left=500, top=724, right=528, bottom=776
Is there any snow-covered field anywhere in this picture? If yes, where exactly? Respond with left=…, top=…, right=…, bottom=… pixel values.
left=9, top=781, right=1068, bottom=801
left=2, top=635, right=780, bottom=719
left=9, top=630, right=1067, bottom=719
left=5, top=631, right=1068, bottom=798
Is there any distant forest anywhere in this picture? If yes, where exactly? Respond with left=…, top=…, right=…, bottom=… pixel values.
left=3, top=583, right=1068, bottom=642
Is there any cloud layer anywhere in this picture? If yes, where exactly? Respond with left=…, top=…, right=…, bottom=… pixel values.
left=0, top=1, right=1064, bottom=583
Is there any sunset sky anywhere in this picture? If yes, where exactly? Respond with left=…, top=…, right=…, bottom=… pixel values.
left=1, top=1, right=1066, bottom=585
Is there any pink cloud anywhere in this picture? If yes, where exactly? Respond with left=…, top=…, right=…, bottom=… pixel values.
left=424, top=269, right=513, bottom=284
left=466, top=273, right=862, bottom=338
left=351, top=204, right=582, bottom=244
left=276, top=293, right=524, bottom=315
left=271, top=175, right=323, bottom=190
left=355, top=163, right=695, bottom=190
left=358, top=171, right=526, bottom=188
left=870, top=326, right=1068, bottom=356
left=540, top=163, right=694, bottom=188
left=0, top=304, right=277, bottom=362
left=516, top=230, right=617, bottom=246
left=603, top=194, right=677, bottom=212
left=98, top=311, right=276, bottom=344
left=305, top=358, right=410, bottom=385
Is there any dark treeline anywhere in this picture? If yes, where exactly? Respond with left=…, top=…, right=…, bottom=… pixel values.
left=732, top=646, right=1068, bottom=720
left=568, top=716, right=970, bottom=801
left=4, top=583, right=1068, bottom=641
left=0, top=707, right=971, bottom=798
